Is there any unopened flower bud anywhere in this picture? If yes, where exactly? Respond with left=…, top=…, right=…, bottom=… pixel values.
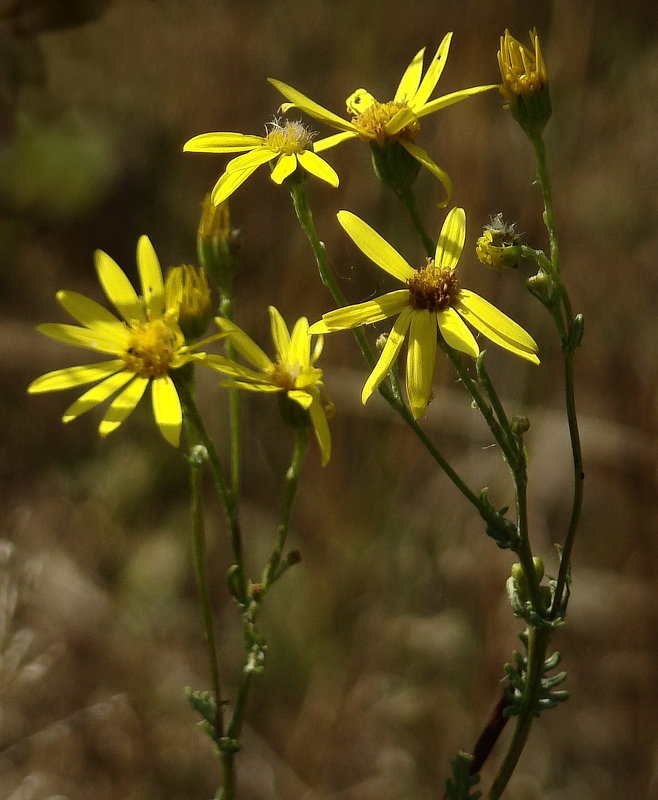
left=164, top=264, right=212, bottom=341
left=197, top=195, right=241, bottom=291
left=498, top=29, right=552, bottom=138
left=511, top=415, right=530, bottom=435
left=526, top=270, right=556, bottom=307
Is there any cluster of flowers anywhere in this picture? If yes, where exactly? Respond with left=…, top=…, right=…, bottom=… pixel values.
left=29, top=30, right=548, bottom=463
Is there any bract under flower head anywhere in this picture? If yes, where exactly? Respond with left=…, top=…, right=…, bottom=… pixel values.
left=205, top=307, right=333, bottom=465
left=269, top=33, right=497, bottom=202
left=27, top=236, right=218, bottom=446
left=309, top=208, right=539, bottom=419
left=183, top=117, right=340, bottom=206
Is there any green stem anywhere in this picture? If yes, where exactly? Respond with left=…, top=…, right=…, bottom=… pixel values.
left=177, top=379, right=248, bottom=605
left=487, top=627, right=551, bottom=799
left=398, top=186, right=434, bottom=257
left=262, top=427, right=308, bottom=590
left=512, top=470, right=544, bottom=616
left=186, top=420, right=224, bottom=740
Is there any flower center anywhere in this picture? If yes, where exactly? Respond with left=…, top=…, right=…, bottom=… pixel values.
left=122, top=316, right=184, bottom=378
left=407, top=259, right=461, bottom=311
left=264, top=119, right=315, bottom=155
left=269, top=361, right=301, bottom=391
left=351, top=100, right=420, bottom=145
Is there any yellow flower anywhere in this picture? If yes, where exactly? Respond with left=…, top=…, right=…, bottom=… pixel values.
left=476, top=214, right=522, bottom=271
left=27, top=236, right=217, bottom=447
left=269, top=33, right=497, bottom=200
left=184, top=118, right=339, bottom=205
left=309, top=208, right=539, bottom=420
left=206, top=307, right=333, bottom=465
left=498, top=29, right=551, bottom=134
left=164, top=264, right=212, bottom=340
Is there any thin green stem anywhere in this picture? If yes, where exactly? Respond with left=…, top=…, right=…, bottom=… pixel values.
left=177, top=378, right=247, bottom=605
left=186, top=421, right=224, bottom=740
left=487, top=627, right=551, bottom=799
left=512, top=471, right=544, bottom=616
left=262, top=427, right=308, bottom=590
left=398, top=186, right=434, bottom=257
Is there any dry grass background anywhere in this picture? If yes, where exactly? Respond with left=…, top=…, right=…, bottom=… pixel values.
left=1, top=0, right=657, bottom=798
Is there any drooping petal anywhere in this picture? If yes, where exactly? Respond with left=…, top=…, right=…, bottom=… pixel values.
left=435, top=207, right=466, bottom=268
left=288, top=389, right=314, bottom=409
left=137, top=235, right=164, bottom=320
left=270, top=153, right=299, bottom=184
left=296, top=150, right=339, bottom=187
left=151, top=375, right=182, bottom=446
left=268, top=78, right=357, bottom=133
left=437, top=307, right=479, bottom=358
left=28, top=360, right=125, bottom=393
left=215, top=317, right=273, bottom=371
left=211, top=163, right=264, bottom=205
left=94, top=249, right=145, bottom=324
left=456, top=290, right=540, bottom=363
left=337, top=211, right=416, bottom=282
left=361, top=306, right=412, bottom=404
left=406, top=309, right=437, bottom=419
left=268, top=306, right=292, bottom=361
left=289, top=316, right=311, bottom=365
left=308, top=393, right=331, bottom=466
left=62, top=369, right=135, bottom=422
left=416, top=84, right=499, bottom=118
left=400, top=141, right=452, bottom=204
left=56, top=291, right=123, bottom=333
left=309, top=290, right=410, bottom=332
left=98, top=375, right=149, bottom=436
left=394, top=47, right=426, bottom=103
left=313, top=131, right=356, bottom=153
left=183, top=132, right=264, bottom=153
left=224, top=148, right=278, bottom=173
left=411, top=32, right=453, bottom=109
left=37, top=323, right=128, bottom=355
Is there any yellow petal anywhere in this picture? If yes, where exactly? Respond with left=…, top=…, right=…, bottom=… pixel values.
left=337, top=211, right=415, bottom=282
left=456, top=291, right=540, bottom=363
left=211, top=163, right=263, bottom=205
left=56, top=291, right=123, bottom=332
left=268, top=78, right=357, bottom=132
left=288, top=389, right=313, bottom=410
left=62, top=369, right=134, bottom=422
left=416, top=84, right=499, bottom=118
left=183, top=132, right=263, bottom=152
left=94, top=249, right=145, bottom=324
left=400, top=141, right=452, bottom=205
left=215, top=317, right=273, bottom=371
left=435, top=207, right=466, bottom=268
left=437, top=307, right=479, bottom=358
left=361, top=306, right=412, bottom=404
left=137, top=235, right=164, bottom=320
left=98, top=375, right=149, bottom=436
left=225, top=148, right=278, bottom=173
left=270, top=153, right=299, bottom=184
left=204, top=355, right=266, bottom=382
left=152, top=375, right=182, bottom=446
left=308, top=392, right=331, bottom=466
left=226, top=380, right=281, bottom=393
left=394, top=47, right=426, bottom=103
left=296, top=150, right=339, bottom=187
left=37, top=322, right=127, bottom=355
left=28, top=360, right=125, bottom=393
left=385, top=106, right=420, bottom=136
left=310, top=290, right=410, bottom=332
left=268, top=306, right=292, bottom=361
left=406, top=309, right=437, bottom=419
left=411, top=32, right=453, bottom=109
left=313, top=131, right=356, bottom=153
left=289, top=316, right=311, bottom=365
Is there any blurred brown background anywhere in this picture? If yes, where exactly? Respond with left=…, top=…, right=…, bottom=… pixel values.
left=1, top=1, right=657, bottom=798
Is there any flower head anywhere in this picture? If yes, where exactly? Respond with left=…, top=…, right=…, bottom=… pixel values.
left=498, top=29, right=551, bottom=135
left=164, top=264, right=213, bottom=340
left=269, top=33, right=497, bottom=201
left=27, top=236, right=216, bottom=446
left=206, top=307, right=333, bottom=465
left=476, top=214, right=522, bottom=271
left=184, top=118, right=339, bottom=206
left=309, top=208, right=539, bottom=419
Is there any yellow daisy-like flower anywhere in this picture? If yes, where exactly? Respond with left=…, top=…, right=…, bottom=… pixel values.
left=206, top=307, right=333, bottom=465
left=309, top=208, right=539, bottom=420
left=183, top=118, right=340, bottom=206
left=269, top=33, right=497, bottom=199
left=27, top=236, right=216, bottom=447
